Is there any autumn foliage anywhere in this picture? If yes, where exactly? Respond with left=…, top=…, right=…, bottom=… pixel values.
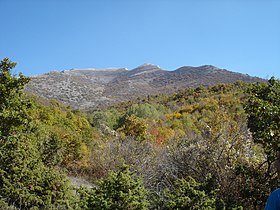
left=0, top=58, right=279, bottom=209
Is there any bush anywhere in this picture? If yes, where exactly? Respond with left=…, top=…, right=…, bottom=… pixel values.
left=163, top=175, right=217, bottom=210
left=78, top=165, right=149, bottom=210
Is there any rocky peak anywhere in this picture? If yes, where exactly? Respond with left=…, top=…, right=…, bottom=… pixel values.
left=133, top=63, right=161, bottom=71
left=66, top=67, right=128, bottom=72
left=199, top=65, right=219, bottom=69
left=175, top=65, right=220, bottom=74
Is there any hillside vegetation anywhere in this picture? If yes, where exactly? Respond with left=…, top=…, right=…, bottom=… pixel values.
left=0, top=58, right=279, bottom=209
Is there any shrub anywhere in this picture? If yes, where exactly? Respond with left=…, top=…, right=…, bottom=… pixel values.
left=78, top=165, right=149, bottom=210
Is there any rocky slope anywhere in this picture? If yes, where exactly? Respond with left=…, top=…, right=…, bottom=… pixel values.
left=25, top=64, right=264, bottom=109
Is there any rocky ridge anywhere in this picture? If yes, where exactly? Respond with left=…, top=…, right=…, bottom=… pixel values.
left=25, top=64, right=264, bottom=109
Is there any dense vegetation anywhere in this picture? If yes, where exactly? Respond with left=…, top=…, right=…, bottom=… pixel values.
left=0, top=58, right=279, bottom=209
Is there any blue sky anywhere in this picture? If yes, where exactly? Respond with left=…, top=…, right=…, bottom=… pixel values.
left=1, top=0, right=279, bottom=79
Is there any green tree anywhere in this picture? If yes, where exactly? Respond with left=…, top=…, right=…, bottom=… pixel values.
left=245, top=77, right=280, bottom=160
left=79, top=165, right=149, bottom=210
left=89, top=109, right=121, bottom=130
left=0, top=58, right=31, bottom=136
left=243, top=77, right=280, bottom=207
left=0, top=58, right=73, bottom=209
left=126, top=103, right=161, bottom=119
left=163, top=175, right=218, bottom=210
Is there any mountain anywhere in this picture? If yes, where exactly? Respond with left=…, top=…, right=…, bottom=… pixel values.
left=25, top=64, right=264, bottom=109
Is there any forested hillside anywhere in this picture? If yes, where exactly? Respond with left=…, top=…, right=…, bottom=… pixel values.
left=0, top=58, right=279, bottom=209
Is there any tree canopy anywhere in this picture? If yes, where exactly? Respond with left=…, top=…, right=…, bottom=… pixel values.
left=245, top=77, right=280, bottom=160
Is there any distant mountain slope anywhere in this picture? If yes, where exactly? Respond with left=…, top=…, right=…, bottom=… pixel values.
left=25, top=64, right=264, bottom=109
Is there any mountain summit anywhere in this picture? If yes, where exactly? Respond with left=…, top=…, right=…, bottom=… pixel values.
left=25, top=64, right=264, bottom=109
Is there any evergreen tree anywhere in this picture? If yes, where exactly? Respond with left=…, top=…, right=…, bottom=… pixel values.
left=0, top=58, right=72, bottom=209
left=79, top=165, right=149, bottom=210
left=163, top=175, right=218, bottom=210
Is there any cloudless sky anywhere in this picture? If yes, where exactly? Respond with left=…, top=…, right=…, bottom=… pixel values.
left=1, top=0, right=279, bottom=79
